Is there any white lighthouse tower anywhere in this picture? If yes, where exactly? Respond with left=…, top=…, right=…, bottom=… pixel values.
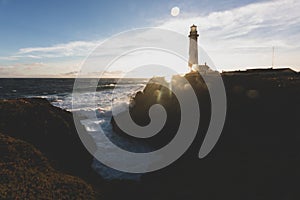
left=188, top=24, right=199, bottom=69
left=188, top=24, right=210, bottom=73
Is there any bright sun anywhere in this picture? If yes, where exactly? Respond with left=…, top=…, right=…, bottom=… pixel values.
left=171, top=6, right=180, bottom=17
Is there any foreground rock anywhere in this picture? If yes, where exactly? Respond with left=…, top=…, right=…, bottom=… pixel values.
left=0, top=133, right=95, bottom=199
left=0, top=98, right=98, bottom=183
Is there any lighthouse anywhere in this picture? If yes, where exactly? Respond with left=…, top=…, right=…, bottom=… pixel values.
left=188, top=24, right=199, bottom=69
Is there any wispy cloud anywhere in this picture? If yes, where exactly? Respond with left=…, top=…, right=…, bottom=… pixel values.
left=0, top=56, right=18, bottom=61
left=0, top=62, right=48, bottom=77
left=157, top=0, right=300, bottom=70
left=158, top=0, right=300, bottom=41
left=17, top=40, right=99, bottom=58
left=59, top=71, right=79, bottom=78
left=1, top=0, right=300, bottom=77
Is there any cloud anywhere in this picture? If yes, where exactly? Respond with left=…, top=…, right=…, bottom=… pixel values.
left=0, top=62, right=45, bottom=68
left=101, top=70, right=124, bottom=78
left=158, top=0, right=300, bottom=40
left=0, top=60, right=90, bottom=78
left=1, top=0, right=300, bottom=78
left=156, top=0, right=300, bottom=70
left=58, top=70, right=125, bottom=78
left=0, top=56, right=18, bottom=61
left=59, top=71, right=79, bottom=78
left=17, top=40, right=99, bottom=58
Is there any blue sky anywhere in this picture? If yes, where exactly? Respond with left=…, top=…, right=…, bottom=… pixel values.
left=0, top=0, right=299, bottom=77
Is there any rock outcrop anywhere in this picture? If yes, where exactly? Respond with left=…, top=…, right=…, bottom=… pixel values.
left=0, top=132, right=95, bottom=199
left=111, top=70, right=300, bottom=199
left=0, top=98, right=98, bottom=182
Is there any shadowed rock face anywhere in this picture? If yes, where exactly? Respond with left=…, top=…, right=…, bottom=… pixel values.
left=111, top=70, right=300, bottom=200
left=0, top=98, right=97, bottom=181
left=0, top=133, right=95, bottom=199
left=1, top=70, right=300, bottom=199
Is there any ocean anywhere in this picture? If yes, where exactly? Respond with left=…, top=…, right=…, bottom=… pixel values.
left=0, top=78, right=149, bottom=180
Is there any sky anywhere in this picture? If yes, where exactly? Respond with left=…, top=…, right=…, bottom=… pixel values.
left=0, top=0, right=299, bottom=77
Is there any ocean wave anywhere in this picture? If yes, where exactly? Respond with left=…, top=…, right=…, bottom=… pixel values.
left=8, top=79, right=148, bottom=180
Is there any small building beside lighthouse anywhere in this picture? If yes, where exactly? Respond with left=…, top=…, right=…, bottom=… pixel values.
left=188, top=24, right=211, bottom=73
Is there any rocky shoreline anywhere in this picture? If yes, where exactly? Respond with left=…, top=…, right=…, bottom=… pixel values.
left=0, top=98, right=105, bottom=199
left=111, top=69, right=300, bottom=199
left=0, top=132, right=95, bottom=199
left=1, top=69, right=300, bottom=199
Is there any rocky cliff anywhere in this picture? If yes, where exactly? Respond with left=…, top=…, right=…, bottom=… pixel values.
left=0, top=98, right=101, bottom=199
left=111, top=70, right=300, bottom=200
left=0, top=98, right=97, bottom=178
left=0, top=132, right=95, bottom=199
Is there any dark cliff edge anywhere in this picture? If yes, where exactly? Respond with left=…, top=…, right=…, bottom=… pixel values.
left=0, top=98, right=101, bottom=199
left=111, top=69, right=300, bottom=200
left=1, top=68, right=299, bottom=199
left=0, top=132, right=95, bottom=199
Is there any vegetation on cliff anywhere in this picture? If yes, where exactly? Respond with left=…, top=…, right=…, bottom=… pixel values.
left=0, top=133, right=95, bottom=199
left=0, top=98, right=97, bottom=179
